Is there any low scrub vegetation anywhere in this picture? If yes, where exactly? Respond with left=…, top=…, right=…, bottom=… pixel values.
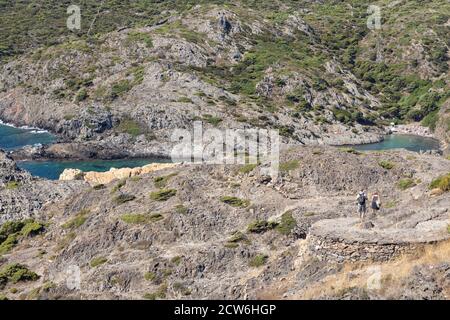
left=247, top=220, right=278, bottom=233
left=249, top=254, right=268, bottom=267
left=397, top=178, right=417, bottom=190
left=429, top=173, right=450, bottom=192
left=150, top=189, right=177, bottom=201
left=275, top=211, right=297, bottom=235
left=279, top=160, right=300, bottom=173
left=0, top=220, right=45, bottom=255
left=113, top=193, right=136, bottom=205
left=378, top=160, right=395, bottom=170
left=121, top=213, right=164, bottom=224
left=62, top=209, right=90, bottom=230
left=220, top=196, right=250, bottom=208
left=90, top=257, right=108, bottom=268
left=153, top=173, right=177, bottom=188
left=0, top=263, right=39, bottom=287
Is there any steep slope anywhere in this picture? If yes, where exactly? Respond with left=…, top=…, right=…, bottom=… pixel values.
left=1, top=1, right=448, bottom=160
left=0, top=146, right=449, bottom=299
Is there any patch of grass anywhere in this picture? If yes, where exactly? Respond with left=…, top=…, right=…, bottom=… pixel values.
left=150, top=189, right=177, bottom=201
left=93, top=184, right=106, bottom=190
left=279, top=160, right=300, bottom=173
left=276, top=211, right=297, bottom=235
left=127, top=31, right=153, bottom=48
left=429, top=173, right=450, bottom=192
left=384, top=201, right=397, bottom=209
left=171, top=256, right=182, bottom=266
left=110, top=79, right=132, bottom=100
left=5, top=181, right=20, bottom=190
left=90, top=257, right=108, bottom=268
left=173, top=282, right=191, bottom=296
left=177, top=96, right=193, bottom=103
left=202, top=114, right=222, bottom=126
left=225, top=231, right=248, bottom=248
left=0, top=264, right=39, bottom=284
left=378, top=160, right=395, bottom=170
left=20, top=221, right=45, bottom=237
left=397, top=178, right=417, bottom=190
left=0, top=219, right=45, bottom=254
left=174, top=204, right=188, bottom=214
left=144, top=272, right=156, bottom=281
left=247, top=220, right=278, bottom=234
left=121, top=213, right=163, bottom=224
left=113, top=194, right=136, bottom=205
left=220, top=196, right=250, bottom=208
left=153, top=173, right=177, bottom=188
left=340, top=148, right=362, bottom=155
left=239, top=164, right=258, bottom=174
left=111, top=179, right=127, bottom=193
left=62, top=210, right=89, bottom=230
left=56, top=232, right=76, bottom=251
left=117, top=118, right=143, bottom=137
left=249, top=254, right=268, bottom=268
left=143, top=284, right=167, bottom=300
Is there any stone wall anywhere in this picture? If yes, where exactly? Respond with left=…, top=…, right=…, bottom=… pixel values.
left=306, top=234, right=425, bottom=263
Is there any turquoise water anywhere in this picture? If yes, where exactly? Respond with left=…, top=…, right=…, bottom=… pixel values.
left=1, top=123, right=169, bottom=180
left=352, top=134, right=440, bottom=152
left=17, top=158, right=167, bottom=180
left=0, top=123, right=54, bottom=150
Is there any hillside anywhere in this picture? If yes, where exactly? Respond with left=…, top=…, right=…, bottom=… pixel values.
left=0, top=147, right=449, bottom=299
left=1, top=0, right=449, bottom=159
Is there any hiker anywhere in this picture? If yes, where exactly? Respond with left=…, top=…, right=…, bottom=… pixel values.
left=371, top=192, right=381, bottom=216
left=356, top=190, right=368, bottom=220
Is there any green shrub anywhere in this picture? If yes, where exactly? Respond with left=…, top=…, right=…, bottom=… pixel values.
left=62, top=210, right=89, bottom=230
left=0, top=234, right=17, bottom=255
left=153, top=173, right=177, bottom=188
left=225, top=231, right=247, bottom=248
left=117, top=118, right=143, bottom=137
left=113, top=194, right=136, bottom=205
left=177, top=97, right=193, bottom=103
left=110, top=80, right=132, bottom=100
left=378, top=160, right=395, bottom=170
left=111, top=179, right=127, bottom=193
left=5, top=181, right=20, bottom=190
left=150, top=189, right=177, bottom=201
left=127, top=31, right=153, bottom=48
left=276, top=211, right=297, bottom=235
left=247, top=220, right=278, bottom=233
left=143, top=284, right=167, bottom=300
left=249, top=254, right=268, bottom=267
left=20, top=221, right=45, bottom=237
left=279, top=160, right=300, bottom=173
left=171, top=256, right=182, bottom=266
left=93, top=184, right=106, bottom=190
left=202, top=114, right=222, bottom=126
left=220, top=196, right=250, bottom=208
left=144, top=272, right=156, bottom=281
left=90, top=257, right=108, bottom=268
left=75, top=88, right=88, bottom=102
left=0, top=264, right=39, bottom=283
left=121, top=213, right=163, bottom=224
left=239, top=164, right=258, bottom=174
left=397, top=178, right=417, bottom=190
left=340, top=148, right=362, bottom=155
left=174, top=204, right=188, bottom=214
left=429, top=173, right=450, bottom=192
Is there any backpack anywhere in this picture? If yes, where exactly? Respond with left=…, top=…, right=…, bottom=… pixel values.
left=357, top=193, right=366, bottom=205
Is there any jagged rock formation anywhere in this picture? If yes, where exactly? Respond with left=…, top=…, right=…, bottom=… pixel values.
left=0, top=151, right=86, bottom=223
left=60, top=163, right=178, bottom=186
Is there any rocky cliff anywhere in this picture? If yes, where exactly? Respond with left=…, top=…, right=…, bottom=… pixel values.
left=1, top=1, right=449, bottom=160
